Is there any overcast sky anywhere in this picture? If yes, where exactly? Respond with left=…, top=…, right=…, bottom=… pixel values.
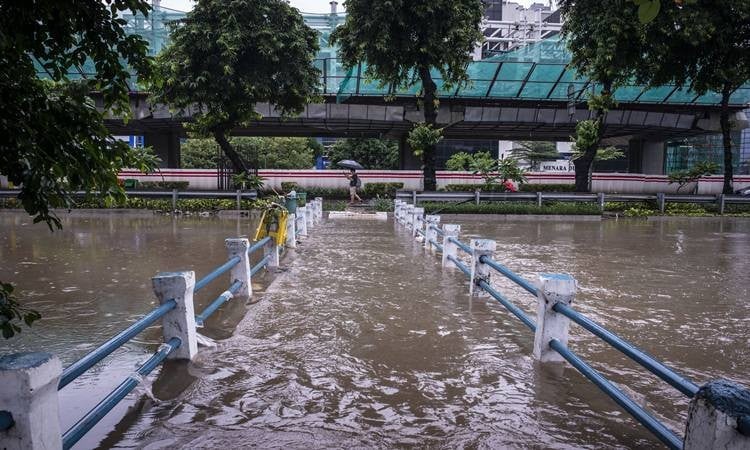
left=158, top=0, right=547, bottom=14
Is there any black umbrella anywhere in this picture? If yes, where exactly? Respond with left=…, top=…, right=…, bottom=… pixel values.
left=337, top=159, right=364, bottom=170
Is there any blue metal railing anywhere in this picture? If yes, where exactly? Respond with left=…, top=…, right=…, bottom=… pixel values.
left=59, top=299, right=177, bottom=389
left=62, top=337, right=182, bottom=450
left=251, top=254, right=271, bottom=276
left=448, top=236, right=472, bottom=254
left=195, top=280, right=244, bottom=327
left=416, top=228, right=425, bottom=236
left=430, top=225, right=444, bottom=236
left=431, top=232, right=705, bottom=448
left=429, top=240, right=443, bottom=252
left=549, top=339, right=683, bottom=450
left=195, top=256, right=241, bottom=292
left=56, top=234, right=278, bottom=447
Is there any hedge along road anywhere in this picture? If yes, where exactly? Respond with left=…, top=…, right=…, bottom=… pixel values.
left=1, top=212, right=748, bottom=448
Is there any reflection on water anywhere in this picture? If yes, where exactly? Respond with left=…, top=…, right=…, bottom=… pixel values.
left=1, top=212, right=748, bottom=449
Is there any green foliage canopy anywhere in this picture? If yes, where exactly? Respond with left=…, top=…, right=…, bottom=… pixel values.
left=182, top=137, right=317, bottom=169
left=445, top=151, right=495, bottom=171
left=152, top=0, right=320, bottom=173
left=510, top=141, right=560, bottom=170
left=0, top=0, right=158, bottom=337
left=330, top=0, right=484, bottom=190
left=328, top=138, right=399, bottom=170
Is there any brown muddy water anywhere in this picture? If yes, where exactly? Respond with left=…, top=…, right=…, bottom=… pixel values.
left=1, top=211, right=748, bottom=449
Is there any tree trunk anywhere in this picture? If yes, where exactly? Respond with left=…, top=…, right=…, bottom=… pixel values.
left=719, top=87, right=734, bottom=195
left=213, top=128, right=248, bottom=174
left=573, top=82, right=611, bottom=192
left=419, top=66, right=438, bottom=191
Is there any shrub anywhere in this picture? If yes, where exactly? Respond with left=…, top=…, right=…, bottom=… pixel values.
left=518, top=184, right=576, bottom=192
left=135, top=181, right=190, bottom=190
left=373, top=197, right=394, bottom=212
left=362, top=182, right=404, bottom=198
left=443, top=184, right=507, bottom=192
left=280, top=182, right=298, bottom=191
left=623, top=206, right=656, bottom=217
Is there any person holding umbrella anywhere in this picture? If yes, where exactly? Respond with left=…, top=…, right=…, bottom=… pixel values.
left=337, top=160, right=363, bottom=204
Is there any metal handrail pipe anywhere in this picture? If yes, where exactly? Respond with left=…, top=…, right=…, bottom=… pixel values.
left=548, top=339, right=683, bottom=450
left=447, top=255, right=471, bottom=277
left=61, top=337, right=181, bottom=450
left=194, top=256, right=242, bottom=292
left=430, top=240, right=444, bottom=252
left=58, top=299, right=177, bottom=389
left=250, top=254, right=271, bottom=277
left=430, top=225, right=445, bottom=236
left=247, top=236, right=272, bottom=256
left=195, top=280, right=244, bottom=327
left=552, top=302, right=699, bottom=397
left=448, top=236, right=472, bottom=254
left=477, top=280, right=537, bottom=332
left=416, top=228, right=425, bottom=236
left=479, top=256, right=538, bottom=296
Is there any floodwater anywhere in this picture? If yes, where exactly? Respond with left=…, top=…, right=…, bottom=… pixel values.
left=1, top=211, right=749, bottom=449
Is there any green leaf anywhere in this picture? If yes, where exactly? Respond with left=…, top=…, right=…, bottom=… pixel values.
left=638, top=0, right=661, bottom=23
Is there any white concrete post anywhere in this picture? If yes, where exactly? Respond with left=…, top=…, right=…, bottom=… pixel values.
left=394, top=200, right=403, bottom=222
left=286, top=213, right=297, bottom=248
left=225, top=238, right=252, bottom=301
left=684, top=379, right=750, bottom=450
left=532, top=273, right=577, bottom=363
left=0, top=353, right=62, bottom=450
left=315, top=197, right=323, bottom=220
left=469, top=239, right=496, bottom=296
left=151, top=271, right=198, bottom=360
left=424, top=215, right=440, bottom=251
left=297, top=206, right=308, bottom=237
left=264, top=236, right=280, bottom=269
left=441, top=224, right=461, bottom=269
left=411, top=207, right=425, bottom=238
left=305, top=203, right=314, bottom=229
left=404, top=205, right=415, bottom=229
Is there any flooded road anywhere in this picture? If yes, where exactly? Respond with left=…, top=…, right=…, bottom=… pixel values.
left=1, top=212, right=748, bottom=448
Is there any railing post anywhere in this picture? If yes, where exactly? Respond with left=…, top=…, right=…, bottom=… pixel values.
left=469, top=239, right=496, bottom=296
left=424, top=215, right=440, bottom=251
left=412, top=190, right=417, bottom=205
left=151, top=271, right=198, bottom=360
left=297, top=206, right=308, bottom=237
left=286, top=214, right=297, bottom=248
left=225, top=238, right=251, bottom=300
left=411, top=207, right=425, bottom=237
left=474, top=189, right=480, bottom=206
left=598, top=192, right=605, bottom=212
left=305, top=203, right=314, bottom=229
left=717, top=193, right=725, bottom=215
left=236, top=189, right=242, bottom=211
left=684, top=379, right=750, bottom=450
left=537, top=191, right=543, bottom=208
left=532, top=273, right=577, bottom=363
left=0, top=353, right=62, bottom=450
left=657, top=192, right=666, bottom=213
left=172, top=188, right=178, bottom=211
left=315, top=197, right=323, bottom=221
left=441, top=224, right=461, bottom=269
left=404, top=204, right=415, bottom=229
left=264, top=236, right=280, bottom=269
left=394, top=200, right=403, bottom=223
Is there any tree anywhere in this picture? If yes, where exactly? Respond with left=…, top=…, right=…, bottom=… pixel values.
left=328, top=138, right=400, bottom=170
left=0, top=0, right=158, bottom=337
left=181, top=137, right=316, bottom=169
left=330, top=0, right=484, bottom=191
left=558, top=0, right=644, bottom=191
left=668, top=161, right=720, bottom=193
left=152, top=0, right=320, bottom=174
left=636, top=0, right=750, bottom=194
left=510, top=141, right=560, bottom=170
left=470, top=156, right=527, bottom=189
left=445, top=150, right=495, bottom=171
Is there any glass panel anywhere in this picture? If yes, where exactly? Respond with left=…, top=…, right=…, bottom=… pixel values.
left=729, top=88, right=750, bottom=105
left=637, top=86, right=674, bottom=103
left=527, top=64, right=565, bottom=83
left=520, top=82, right=556, bottom=99
left=496, top=62, right=533, bottom=81
left=489, top=81, right=524, bottom=97
left=667, top=87, right=697, bottom=103
left=548, top=81, right=586, bottom=99
left=457, top=80, right=492, bottom=97
left=613, top=86, right=643, bottom=102
left=693, top=91, right=723, bottom=104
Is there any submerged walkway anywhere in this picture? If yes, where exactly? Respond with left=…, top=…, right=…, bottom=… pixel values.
left=120, top=218, right=672, bottom=448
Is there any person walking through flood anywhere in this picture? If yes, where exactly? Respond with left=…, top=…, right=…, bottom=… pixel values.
left=346, top=168, right=363, bottom=204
